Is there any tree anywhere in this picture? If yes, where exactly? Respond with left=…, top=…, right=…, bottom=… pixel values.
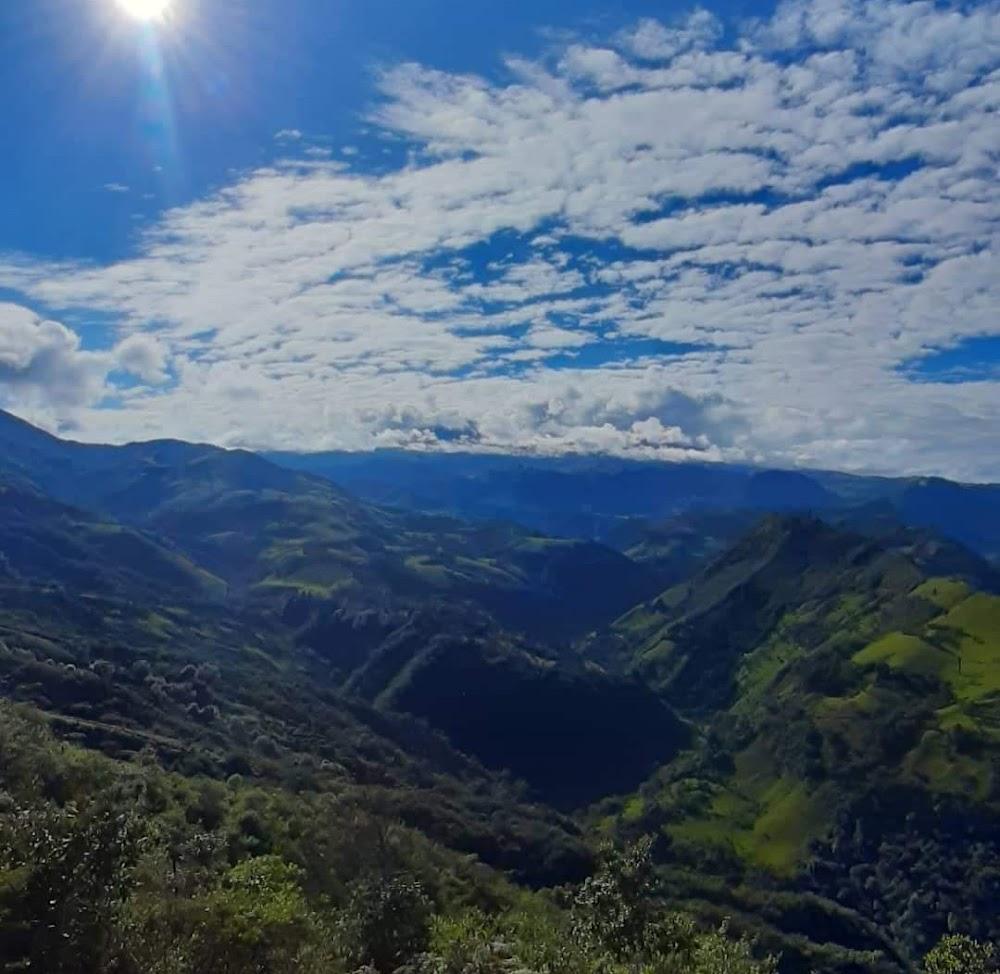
left=0, top=801, right=143, bottom=974
left=571, top=836, right=668, bottom=961
left=336, top=873, right=432, bottom=972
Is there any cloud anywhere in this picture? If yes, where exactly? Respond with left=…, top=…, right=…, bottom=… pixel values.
left=114, top=334, right=171, bottom=385
left=0, top=303, right=106, bottom=408
left=1, top=0, right=998, bottom=479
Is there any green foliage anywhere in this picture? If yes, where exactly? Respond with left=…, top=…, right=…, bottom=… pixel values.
left=0, top=713, right=784, bottom=974
left=925, top=935, right=997, bottom=974
left=570, top=838, right=776, bottom=974
left=0, top=799, right=143, bottom=973
left=1, top=407, right=998, bottom=974
left=571, top=837, right=664, bottom=960
left=336, top=873, right=432, bottom=972
left=114, top=855, right=335, bottom=974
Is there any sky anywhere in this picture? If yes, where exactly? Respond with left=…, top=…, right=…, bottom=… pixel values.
left=0, top=0, right=998, bottom=481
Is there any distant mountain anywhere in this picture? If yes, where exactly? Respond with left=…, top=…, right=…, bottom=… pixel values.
left=612, top=505, right=1000, bottom=595
left=0, top=409, right=676, bottom=810
left=741, top=469, right=838, bottom=510
left=606, top=509, right=763, bottom=587
left=3, top=408, right=998, bottom=971
left=894, top=477, right=1000, bottom=562
left=264, top=447, right=1000, bottom=560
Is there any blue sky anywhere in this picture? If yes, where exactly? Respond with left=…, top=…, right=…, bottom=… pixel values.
left=0, top=0, right=998, bottom=480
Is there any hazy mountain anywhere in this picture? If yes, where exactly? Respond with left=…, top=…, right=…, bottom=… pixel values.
left=0, top=410, right=678, bottom=810
left=0, top=482, right=224, bottom=600
left=265, top=447, right=1000, bottom=560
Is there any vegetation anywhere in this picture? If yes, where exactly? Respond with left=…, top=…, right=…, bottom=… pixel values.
left=0, top=410, right=998, bottom=974
left=0, top=715, right=782, bottom=974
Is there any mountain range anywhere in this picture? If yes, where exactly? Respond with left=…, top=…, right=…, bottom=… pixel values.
left=0, top=406, right=998, bottom=973
left=265, top=448, right=1000, bottom=562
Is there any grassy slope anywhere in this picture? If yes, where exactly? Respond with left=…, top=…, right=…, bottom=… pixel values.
left=0, top=484, right=225, bottom=601
left=651, top=578, right=999, bottom=870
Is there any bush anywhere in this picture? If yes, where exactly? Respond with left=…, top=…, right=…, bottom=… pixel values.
left=336, top=873, right=432, bottom=972
left=925, top=935, right=997, bottom=974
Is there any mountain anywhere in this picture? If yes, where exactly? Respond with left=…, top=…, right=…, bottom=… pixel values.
left=590, top=514, right=1000, bottom=967
left=894, top=477, right=1000, bottom=562
left=589, top=515, right=929, bottom=712
left=264, top=447, right=1000, bottom=560
left=0, top=482, right=224, bottom=600
left=609, top=506, right=1000, bottom=609
left=605, top=509, right=763, bottom=586
left=0, top=410, right=660, bottom=641
left=0, top=410, right=675, bottom=810
left=741, top=469, right=839, bottom=511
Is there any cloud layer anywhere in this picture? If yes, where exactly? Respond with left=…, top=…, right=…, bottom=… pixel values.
left=2, top=0, right=998, bottom=479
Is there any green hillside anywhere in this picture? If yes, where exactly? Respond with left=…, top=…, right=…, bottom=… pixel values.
left=0, top=483, right=225, bottom=601
left=592, top=521, right=1000, bottom=967
left=589, top=515, right=929, bottom=711
left=340, top=611, right=691, bottom=807
left=0, top=414, right=660, bottom=641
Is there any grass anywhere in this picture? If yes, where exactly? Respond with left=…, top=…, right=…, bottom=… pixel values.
left=404, top=554, right=452, bottom=584
left=748, top=778, right=821, bottom=874
left=256, top=577, right=340, bottom=597
left=667, top=778, right=826, bottom=877
left=639, top=637, right=677, bottom=666
left=852, top=632, right=952, bottom=680
left=613, top=601, right=667, bottom=641
left=843, top=586, right=1000, bottom=798
left=903, top=729, right=992, bottom=800
left=452, top=555, right=523, bottom=585
left=666, top=737, right=831, bottom=878
left=938, top=594, right=1000, bottom=702
left=913, top=578, right=971, bottom=610
left=621, top=796, right=645, bottom=823
left=649, top=578, right=999, bottom=882
left=144, top=612, right=175, bottom=637
left=734, top=638, right=802, bottom=711
left=852, top=591, right=1000, bottom=705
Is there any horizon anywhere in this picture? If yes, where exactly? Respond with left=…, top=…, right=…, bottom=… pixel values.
left=1, top=0, right=998, bottom=481
left=3, top=402, right=997, bottom=487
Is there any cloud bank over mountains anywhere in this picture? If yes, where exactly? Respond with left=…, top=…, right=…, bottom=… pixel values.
left=1, top=0, right=998, bottom=479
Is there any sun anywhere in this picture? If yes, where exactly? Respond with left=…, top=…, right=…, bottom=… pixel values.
left=116, top=0, right=171, bottom=21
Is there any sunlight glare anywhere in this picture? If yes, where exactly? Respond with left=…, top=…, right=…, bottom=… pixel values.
left=116, top=0, right=172, bottom=21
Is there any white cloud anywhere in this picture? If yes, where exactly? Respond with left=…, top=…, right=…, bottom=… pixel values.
left=114, top=334, right=171, bottom=385
left=0, top=303, right=106, bottom=409
left=1, top=0, right=998, bottom=480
